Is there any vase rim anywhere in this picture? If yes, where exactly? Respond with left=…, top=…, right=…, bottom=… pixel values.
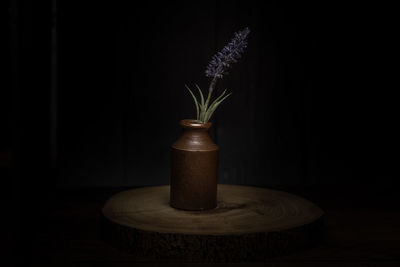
left=180, top=119, right=212, bottom=129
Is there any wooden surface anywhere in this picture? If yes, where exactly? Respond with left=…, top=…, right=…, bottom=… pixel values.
left=101, top=185, right=324, bottom=261
left=14, top=185, right=400, bottom=266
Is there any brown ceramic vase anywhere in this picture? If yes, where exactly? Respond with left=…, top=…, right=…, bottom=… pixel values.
left=170, top=119, right=219, bottom=211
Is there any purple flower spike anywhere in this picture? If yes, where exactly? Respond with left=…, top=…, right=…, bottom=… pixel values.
left=205, top=27, right=250, bottom=80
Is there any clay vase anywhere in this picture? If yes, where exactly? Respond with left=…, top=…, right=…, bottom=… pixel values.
left=170, top=119, right=219, bottom=210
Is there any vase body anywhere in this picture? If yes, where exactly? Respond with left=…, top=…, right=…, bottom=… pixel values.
left=170, top=119, right=219, bottom=210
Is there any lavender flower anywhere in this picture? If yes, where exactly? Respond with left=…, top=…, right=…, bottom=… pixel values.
left=205, top=27, right=250, bottom=83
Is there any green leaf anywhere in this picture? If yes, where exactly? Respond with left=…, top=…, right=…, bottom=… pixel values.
left=185, top=84, right=199, bottom=120
left=204, top=92, right=232, bottom=122
left=212, top=89, right=227, bottom=104
left=204, top=89, right=227, bottom=121
left=194, top=84, right=207, bottom=122
left=194, top=84, right=204, bottom=106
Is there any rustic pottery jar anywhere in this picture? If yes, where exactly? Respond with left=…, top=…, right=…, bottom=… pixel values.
left=170, top=119, right=219, bottom=210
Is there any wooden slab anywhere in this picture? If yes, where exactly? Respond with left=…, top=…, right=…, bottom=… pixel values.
left=101, top=184, right=324, bottom=262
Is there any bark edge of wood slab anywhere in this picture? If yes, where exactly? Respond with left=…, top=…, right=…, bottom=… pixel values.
left=101, top=184, right=324, bottom=262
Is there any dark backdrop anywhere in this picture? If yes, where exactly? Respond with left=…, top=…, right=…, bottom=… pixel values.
left=54, top=1, right=397, bottom=188
left=5, top=0, right=398, bottom=186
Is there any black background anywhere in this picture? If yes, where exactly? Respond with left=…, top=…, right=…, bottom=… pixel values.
left=5, top=0, right=398, bottom=186
left=4, top=0, right=399, bottom=265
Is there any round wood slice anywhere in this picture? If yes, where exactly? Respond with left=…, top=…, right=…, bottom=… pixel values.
left=101, top=184, right=324, bottom=262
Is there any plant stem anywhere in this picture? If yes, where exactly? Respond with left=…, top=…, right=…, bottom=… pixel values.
left=205, top=77, right=217, bottom=109
left=209, top=77, right=217, bottom=95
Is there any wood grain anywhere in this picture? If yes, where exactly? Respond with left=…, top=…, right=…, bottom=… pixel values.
left=101, top=185, right=324, bottom=261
